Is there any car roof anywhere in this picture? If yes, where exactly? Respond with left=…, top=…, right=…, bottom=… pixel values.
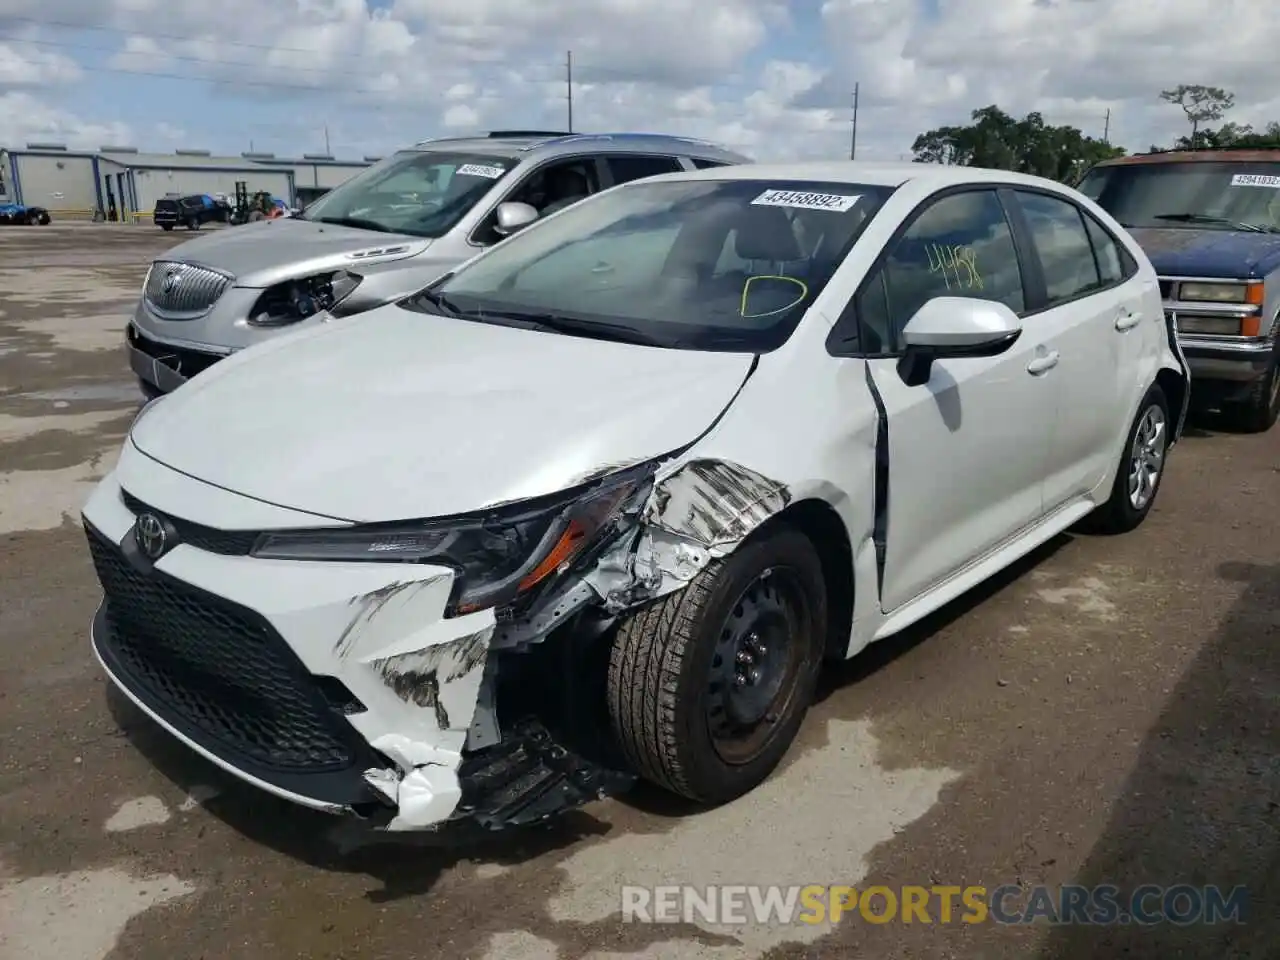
left=404, top=131, right=753, bottom=164
left=1093, top=149, right=1280, bottom=167
left=615, top=160, right=1079, bottom=191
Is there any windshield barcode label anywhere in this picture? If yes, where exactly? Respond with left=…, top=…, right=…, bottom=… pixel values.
left=751, top=189, right=860, bottom=212
left=1230, top=174, right=1280, bottom=188
left=457, top=164, right=506, bottom=179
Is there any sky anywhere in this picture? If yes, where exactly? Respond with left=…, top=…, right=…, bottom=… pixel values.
left=0, top=0, right=1276, bottom=164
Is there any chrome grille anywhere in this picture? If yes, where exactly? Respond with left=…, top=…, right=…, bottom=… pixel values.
left=144, top=261, right=232, bottom=319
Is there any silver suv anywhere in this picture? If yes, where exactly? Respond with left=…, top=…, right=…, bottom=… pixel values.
left=127, top=131, right=753, bottom=396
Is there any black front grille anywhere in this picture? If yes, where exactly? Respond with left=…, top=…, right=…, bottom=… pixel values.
left=119, top=489, right=257, bottom=555
left=86, top=522, right=359, bottom=772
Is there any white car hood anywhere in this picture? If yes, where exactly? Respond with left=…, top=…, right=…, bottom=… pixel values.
left=129, top=304, right=756, bottom=523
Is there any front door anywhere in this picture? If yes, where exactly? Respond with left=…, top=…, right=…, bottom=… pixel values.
left=854, top=188, right=1056, bottom=611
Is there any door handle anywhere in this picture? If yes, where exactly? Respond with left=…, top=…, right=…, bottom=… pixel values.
left=1115, top=308, right=1142, bottom=331
left=1026, top=350, right=1060, bottom=375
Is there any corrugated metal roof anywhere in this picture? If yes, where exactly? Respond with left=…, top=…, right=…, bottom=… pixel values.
left=100, top=151, right=290, bottom=171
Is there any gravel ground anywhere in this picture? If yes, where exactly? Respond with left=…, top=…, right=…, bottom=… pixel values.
left=0, top=224, right=1276, bottom=960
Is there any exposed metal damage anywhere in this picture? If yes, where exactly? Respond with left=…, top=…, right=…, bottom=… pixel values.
left=371, top=628, right=490, bottom=727
left=352, top=456, right=793, bottom=832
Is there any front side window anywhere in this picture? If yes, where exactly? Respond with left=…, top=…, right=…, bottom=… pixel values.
left=299, top=150, right=517, bottom=238
left=409, top=178, right=894, bottom=352
left=857, top=190, right=1025, bottom=353
left=1077, top=160, right=1280, bottom=233
left=1015, top=191, right=1102, bottom=304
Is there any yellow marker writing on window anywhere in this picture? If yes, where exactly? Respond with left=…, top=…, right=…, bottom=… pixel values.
left=926, top=243, right=983, bottom=290
left=740, top=275, right=809, bottom=318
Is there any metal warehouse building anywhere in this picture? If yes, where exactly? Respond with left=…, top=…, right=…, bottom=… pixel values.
left=0, top=143, right=371, bottom=220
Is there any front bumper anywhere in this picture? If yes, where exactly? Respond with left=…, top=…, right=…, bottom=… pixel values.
left=81, top=444, right=633, bottom=830
left=1179, top=336, right=1276, bottom=383
left=82, top=448, right=495, bottom=829
left=127, top=323, right=227, bottom=393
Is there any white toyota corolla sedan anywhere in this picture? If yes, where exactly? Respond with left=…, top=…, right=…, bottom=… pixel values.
left=82, top=161, right=1190, bottom=833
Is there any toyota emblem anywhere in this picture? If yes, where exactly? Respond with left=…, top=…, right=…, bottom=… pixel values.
left=134, top=512, right=168, bottom=560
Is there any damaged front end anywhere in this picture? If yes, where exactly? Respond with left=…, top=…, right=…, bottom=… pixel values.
left=349, top=454, right=791, bottom=833
left=84, top=445, right=794, bottom=838
left=315, top=460, right=664, bottom=832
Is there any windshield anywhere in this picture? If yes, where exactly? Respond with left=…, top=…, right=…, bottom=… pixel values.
left=1078, top=159, right=1280, bottom=233
left=299, top=150, right=517, bottom=238
left=407, top=178, right=893, bottom=352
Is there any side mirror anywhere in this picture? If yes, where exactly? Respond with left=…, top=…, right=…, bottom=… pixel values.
left=494, top=201, right=539, bottom=237
left=897, top=296, right=1022, bottom=387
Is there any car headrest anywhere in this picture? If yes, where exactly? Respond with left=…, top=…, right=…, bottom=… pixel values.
left=733, top=204, right=805, bottom=262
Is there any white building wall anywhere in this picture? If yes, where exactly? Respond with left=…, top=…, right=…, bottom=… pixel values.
left=131, top=168, right=293, bottom=211
left=15, top=154, right=97, bottom=211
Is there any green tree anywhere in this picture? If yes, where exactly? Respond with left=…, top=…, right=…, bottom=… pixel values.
left=1159, top=84, right=1235, bottom=143
left=911, top=105, right=1124, bottom=182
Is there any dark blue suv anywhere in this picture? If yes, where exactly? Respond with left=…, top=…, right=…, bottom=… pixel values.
left=1079, top=150, right=1280, bottom=432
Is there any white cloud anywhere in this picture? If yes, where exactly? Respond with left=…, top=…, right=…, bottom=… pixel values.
left=0, top=91, right=132, bottom=148
left=0, top=40, right=81, bottom=87
left=0, top=0, right=1277, bottom=161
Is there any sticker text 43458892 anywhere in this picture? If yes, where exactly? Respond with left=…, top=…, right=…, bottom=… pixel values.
left=751, top=189, right=861, bottom=212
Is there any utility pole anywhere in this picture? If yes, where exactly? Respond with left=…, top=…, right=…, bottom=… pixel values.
left=849, top=83, right=859, bottom=160
left=566, top=51, right=574, bottom=132
left=1103, top=108, right=1111, bottom=144
left=324, top=124, right=331, bottom=154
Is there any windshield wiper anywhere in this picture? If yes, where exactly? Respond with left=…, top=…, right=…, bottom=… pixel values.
left=310, top=215, right=396, bottom=234
left=474, top=309, right=670, bottom=347
left=411, top=287, right=463, bottom=317
left=1151, top=212, right=1273, bottom=233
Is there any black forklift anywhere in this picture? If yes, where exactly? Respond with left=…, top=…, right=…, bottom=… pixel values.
left=228, top=181, right=281, bottom=225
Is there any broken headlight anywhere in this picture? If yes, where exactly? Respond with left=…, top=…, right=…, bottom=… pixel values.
left=247, top=270, right=362, bottom=326
left=249, top=463, right=655, bottom=613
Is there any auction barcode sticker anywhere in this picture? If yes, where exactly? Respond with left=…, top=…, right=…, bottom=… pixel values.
left=751, top=189, right=860, bottom=212
left=1230, top=173, right=1280, bottom=188
left=457, top=164, right=506, bottom=179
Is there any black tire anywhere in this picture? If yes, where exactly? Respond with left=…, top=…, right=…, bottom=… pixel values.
left=607, top=524, right=827, bottom=805
left=36, top=211, right=50, bottom=225
left=160, top=224, right=173, bottom=231
left=185, top=217, right=199, bottom=231
left=25, top=212, right=39, bottom=225
left=1079, top=383, right=1171, bottom=535
left=1227, top=346, right=1279, bottom=434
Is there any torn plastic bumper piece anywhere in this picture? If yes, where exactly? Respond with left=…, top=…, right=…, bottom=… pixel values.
left=359, top=717, right=636, bottom=832
left=453, top=717, right=636, bottom=829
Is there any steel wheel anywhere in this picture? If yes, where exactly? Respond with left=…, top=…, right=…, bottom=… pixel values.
left=1127, top=403, right=1166, bottom=511
left=706, top=567, right=809, bottom=766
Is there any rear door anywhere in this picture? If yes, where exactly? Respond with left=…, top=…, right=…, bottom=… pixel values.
left=1006, top=188, right=1145, bottom=510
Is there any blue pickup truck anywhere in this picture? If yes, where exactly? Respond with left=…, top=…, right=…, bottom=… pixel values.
left=1078, top=150, right=1280, bottom=433
left=0, top=202, right=51, bottom=225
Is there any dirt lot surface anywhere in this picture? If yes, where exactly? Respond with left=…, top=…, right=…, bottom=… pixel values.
left=0, top=224, right=1276, bottom=960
